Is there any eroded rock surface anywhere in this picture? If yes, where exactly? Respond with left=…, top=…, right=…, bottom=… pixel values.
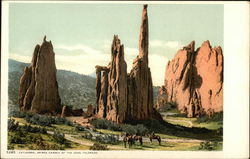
left=19, top=37, right=61, bottom=115
left=95, top=5, right=162, bottom=123
left=161, top=41, right=223, bottom=117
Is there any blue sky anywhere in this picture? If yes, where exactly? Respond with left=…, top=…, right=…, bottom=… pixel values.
left=9, top=3, right=223, bottom=86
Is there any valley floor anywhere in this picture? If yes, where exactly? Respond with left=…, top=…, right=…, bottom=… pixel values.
left=8, top=113, right=223, bottom=151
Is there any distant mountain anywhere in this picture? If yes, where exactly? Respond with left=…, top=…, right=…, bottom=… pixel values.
left=88, top=71, right=96, bottom=78
left=8, top=59, right=96, bottom=111
left=8, top=59, right=160, bottom=112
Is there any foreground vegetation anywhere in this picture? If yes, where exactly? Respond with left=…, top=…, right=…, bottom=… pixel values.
left=8, top=110, right=223, bottom=151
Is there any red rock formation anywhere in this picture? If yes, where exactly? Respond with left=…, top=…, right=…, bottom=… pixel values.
left=95, top=65, right=109, bottom=118
left=106, top=35, right=128, bottom=123
left=61, top=106, right=83, bottom=117
left=19, top=36, right=62, bottom=115
left=95, top=35, right=128, bottom=123
left=127, top=4, right=161, bottom=121
left=94, top=5, right=162, bottom=123
left=162, top=40, right=223, bottom=117
left=155, top=86, right=168, bottom=110
left=84, top=104, right=95, bottom=118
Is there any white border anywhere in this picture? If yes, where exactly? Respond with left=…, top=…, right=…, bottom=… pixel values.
left=1, top=1, right=249, bottom=159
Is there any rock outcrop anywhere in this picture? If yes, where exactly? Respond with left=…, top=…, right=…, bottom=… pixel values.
left=83, top=104, right=96, bottom=118
left=19, top=36, right=62, bottom=115
left=61, top=106, right=83, bottom=117
left=95, top=5, right=162, bottom=123
left=161, top=40, right=223, bottom=117
left=155, top=86, right=168, bottom=110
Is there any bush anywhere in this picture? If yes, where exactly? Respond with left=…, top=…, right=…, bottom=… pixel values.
left=24, top=113, right=73, bottom=127
left=121, top=124, right=137, bottom=134
left=91, top=119, right=111, bottom=129
left=9, top=110, right=28, bottom=118
left=22, top=124, right=47, bottom=134
left=8, top=119, right=19, bottom=131
left=199, top=141, right=219, bottom=151
left=75, top=125, right=85, bottom=131
left=158, top=102, right=177, bottom=112
left=196, top=112, right=223, bottom=123
left=81, top=132, right=93, bottom=140
left=89, top=143, right=108, bottom=150
left=95, top=134, right=119, bottom=144
left=140, top=119, right=166, bottom=133
left=52, top=131, right=66, bottom=145
left=135, top=124, right=148, bottom=136
left=91, top=119, right=149, bottom=135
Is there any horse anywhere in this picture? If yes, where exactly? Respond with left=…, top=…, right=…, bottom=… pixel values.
left=146, top=133, right=161, bottom=145
left=132, top=135, right=143, bottom=145
left=121, top=133, right=134, bottom=148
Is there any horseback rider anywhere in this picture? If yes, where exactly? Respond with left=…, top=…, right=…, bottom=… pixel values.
left=152, top=131, right=155, bottom=137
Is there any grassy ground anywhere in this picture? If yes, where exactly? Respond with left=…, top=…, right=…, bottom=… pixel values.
left=8, top=115, right=223, bottom=151
left=163, top=116, right=223, bottom=130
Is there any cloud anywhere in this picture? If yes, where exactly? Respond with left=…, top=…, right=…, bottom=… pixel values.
left=55, top=44, right=102, bottom=55
left=150, top=40, right=183, bottom=49
left=9, top=41, right=174, bottom=86
left=9, top=53, right=31, bottom=63
left=148, top=54, right=169, bottom=86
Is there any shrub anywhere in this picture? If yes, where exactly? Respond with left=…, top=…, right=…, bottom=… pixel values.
left=135, top=124, right=148, bottom=136
left=95, top=134, right=119, bottom=144
left=91, top=119, right=149, bottom=135
left=82, top=132, right=93, bottom=140
left=158, top=102, right=177, bottom=112
left=52, top=131, right=66, bottom=145
left=121, top=124, right=137, bottom=134
left=24, top=113, right=73, bottom=127
left=199, top=141, right=219, bottom=151
left=89, top=143, right=108, bottom=150
left=8, top=119, right=19, bottom=131
left=9, top=110, right=28, bottom=118
left=91, top=119, right=111, bottom=129
left=140, top=119, right=166, bottom=133
left=22, top=124, right=47, bottom=134
left=9, top=131, right=25, bottom=144
left=109, top=123, right=122, bottom=131
left=196, top=112, right=223, bottom=123
left=75, top=125, right=85, bottom=131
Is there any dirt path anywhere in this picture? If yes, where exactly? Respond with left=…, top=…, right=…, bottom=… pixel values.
left=47, top=131, right=125, bottom=150
left=166, top=118, right=193, bottom=127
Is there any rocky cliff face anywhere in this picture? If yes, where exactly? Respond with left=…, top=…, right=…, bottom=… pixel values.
left=161, top=41, right=223, bottom=117
left=95, top=5, right=162, bottom=123
left=19, top=37, right=62, bottom=115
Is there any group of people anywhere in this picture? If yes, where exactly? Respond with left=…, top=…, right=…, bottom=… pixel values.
left=121, top=132, right=161, bottom=148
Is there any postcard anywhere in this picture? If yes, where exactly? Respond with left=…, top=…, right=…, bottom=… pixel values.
left=1, top=1, right=249, bottom=159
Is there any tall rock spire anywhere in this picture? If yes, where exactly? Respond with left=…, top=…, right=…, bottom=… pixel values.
left=139, top=4, right=149, bottom=64
left=19, top=37, right=62, bottom=115
left=127, top=4, right=162, bottom=121
left=94, top=5, right=162, bottom=123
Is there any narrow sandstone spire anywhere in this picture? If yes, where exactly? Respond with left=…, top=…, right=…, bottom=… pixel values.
left=139, top=4, right=149, bottom=64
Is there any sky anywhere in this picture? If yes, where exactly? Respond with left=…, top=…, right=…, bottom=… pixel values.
left=9, top=3, right=223, bottom=86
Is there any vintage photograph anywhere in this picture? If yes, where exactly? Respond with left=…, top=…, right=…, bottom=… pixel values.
left=5, top=2, right=225, bottom=151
